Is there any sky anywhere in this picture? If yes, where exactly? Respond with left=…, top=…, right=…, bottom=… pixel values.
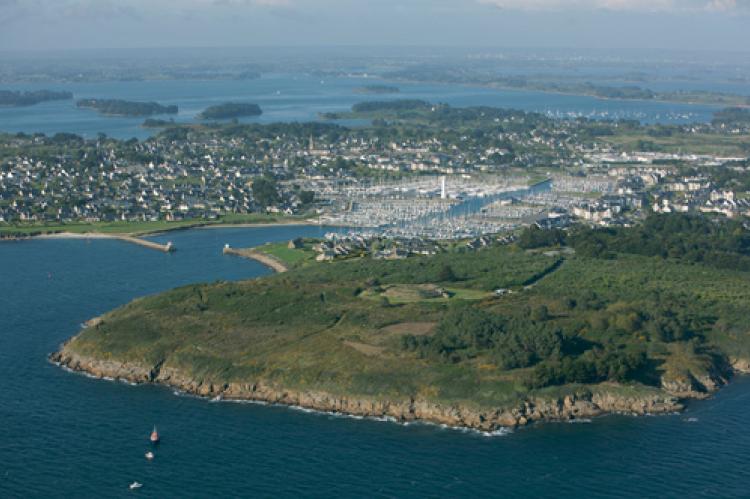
left=0, top=0, right=749, bottom=52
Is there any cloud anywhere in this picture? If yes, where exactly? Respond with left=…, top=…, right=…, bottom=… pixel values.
left=188, top=0, right=295, bottom=6
left=707, top=0, right=750, bottom=10
left=478, top=0, right=750, bottom=12
left=1, top=0, right=299, bottom=16
left=5, top=0, right=750, bottom=18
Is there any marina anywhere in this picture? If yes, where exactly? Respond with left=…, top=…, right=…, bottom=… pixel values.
left=318, top=175, right=548, bottom=239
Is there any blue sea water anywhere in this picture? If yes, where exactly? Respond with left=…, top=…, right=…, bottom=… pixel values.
left=2, top=225, right=750, bottom=497
left=0, top=74, right=725, bottom=139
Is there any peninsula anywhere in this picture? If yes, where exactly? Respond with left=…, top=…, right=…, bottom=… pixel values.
left=0, top=89, right=73, bottom=107
left=52, top=215, right=750, bottom=430
left=383, top=68, right=750, bottom=107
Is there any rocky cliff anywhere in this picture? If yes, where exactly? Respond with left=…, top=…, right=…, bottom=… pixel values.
left=51, top=343, right=693, bottom=432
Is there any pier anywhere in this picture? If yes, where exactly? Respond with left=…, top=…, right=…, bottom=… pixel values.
left=37, top=232, right=175, bottom=253
left=223, top=245, right=288, bottom=273
left=116, top=235, right=175, bottom=253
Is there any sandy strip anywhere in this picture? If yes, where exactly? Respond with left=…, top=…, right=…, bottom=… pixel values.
left=197, top=220, right=318, bottom=230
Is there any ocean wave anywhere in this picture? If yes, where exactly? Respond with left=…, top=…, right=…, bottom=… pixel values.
left=284, top=404, right=512, bottom=436
left=56, top=363, right=141, bottom=386
left=433, top=422, right=513, bottom=437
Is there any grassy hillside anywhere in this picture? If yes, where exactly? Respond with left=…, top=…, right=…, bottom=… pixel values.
left=63, top=223, right=750, bottom=412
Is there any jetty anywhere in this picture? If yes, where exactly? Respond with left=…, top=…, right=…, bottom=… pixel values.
left=223, top=245, right=287, bottom=273
left=116, top=235, right=174, bottom=253
left=38, top=233, right=175, bottom=253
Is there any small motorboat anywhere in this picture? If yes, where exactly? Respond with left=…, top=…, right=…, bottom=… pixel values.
left=129, top=482, right=142, bottom=490
left=150, top=426, right=160, bottom=444
left=145, top=451, right=154, bottom=460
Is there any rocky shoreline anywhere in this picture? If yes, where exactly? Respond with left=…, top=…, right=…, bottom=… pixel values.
left=50, top=344, right=707, bottom=432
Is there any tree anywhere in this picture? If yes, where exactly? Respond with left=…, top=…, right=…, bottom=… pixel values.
left=531, top=305, right=549, bottom=322
left=252, top=177, right=280, bottom=209
left=299, top=190, right=315, bottom=205
left=518, top=226, right=565, bottom=249
left=437, top=264, right=457, bottom=282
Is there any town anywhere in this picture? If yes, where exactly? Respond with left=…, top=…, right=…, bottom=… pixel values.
left=1, top=102, right=749, bottom=239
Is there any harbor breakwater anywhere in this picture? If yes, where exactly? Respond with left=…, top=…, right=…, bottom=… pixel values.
left=223, top=246, right=288, bottom=272
left=36, top=232, right=175, bottom=252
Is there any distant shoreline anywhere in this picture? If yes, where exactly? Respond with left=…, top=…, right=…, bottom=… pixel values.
left=196, top=221, right=317, bottom=230
left=384, top=75, right=748, bottom=109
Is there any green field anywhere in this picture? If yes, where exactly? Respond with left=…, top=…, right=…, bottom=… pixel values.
left=604, top=131, right=750, bottom=156
left=254, top=240, right=318, bottom=267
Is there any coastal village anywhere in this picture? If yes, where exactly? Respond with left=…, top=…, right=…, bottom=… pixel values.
left=1, top=108, right=749, bottom=239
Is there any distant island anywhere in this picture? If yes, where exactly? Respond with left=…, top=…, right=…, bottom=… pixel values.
left=354, top=85, right=400, bottom=95
left=142, top=118, right=176, bottom=128
left=198, top=102, right=263, bottom=120
left=76, top=99, right=178, bottom=117
left=352, top=99, right=431, bottom=113
left=0, top=90, right=73, bottom=107
left=50, top=215, right=750, bottom=431
left=322, top=99, right=432, bottom=119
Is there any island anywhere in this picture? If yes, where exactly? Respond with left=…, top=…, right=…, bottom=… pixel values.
left=354, top=85, right=400, bottom=95
left=142, top=118, right=176, bottom=128
left=51, top=215, right=750, bottom=431
left=321, top=99, right=433, bottom=119
left=0, top=90, right=73, bottom=107
left=198, top=102, right=263, bottom=120
left=76, top=99, right=178, bottom=117
left=351, top=99, right=430, bottom=113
